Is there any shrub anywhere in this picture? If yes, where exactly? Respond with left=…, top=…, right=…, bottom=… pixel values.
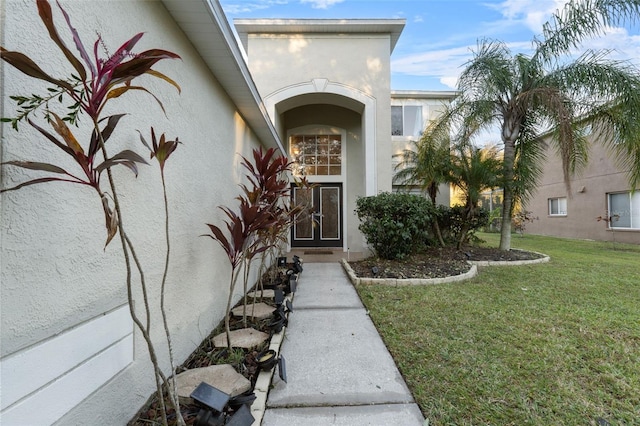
left=355, top=192, right=435, bottom=260
left=437, top=205, right=490, bottom=246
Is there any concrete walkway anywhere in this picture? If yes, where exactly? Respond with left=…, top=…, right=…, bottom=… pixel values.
left=261, top=263, right=424, bottom=425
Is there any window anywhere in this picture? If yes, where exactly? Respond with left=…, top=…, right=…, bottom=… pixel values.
left=392, top=105, right=423, bottom=137
left=290, top=134, right=342, bottom=176
left=549, top=197, right=567, bottom=216
left=607, top=191, right=640, bottom=229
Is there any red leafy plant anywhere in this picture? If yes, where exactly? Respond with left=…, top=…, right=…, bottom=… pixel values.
left=1, top=1, right=185, bottom=425
left=204, top=147, right=309, bottom=348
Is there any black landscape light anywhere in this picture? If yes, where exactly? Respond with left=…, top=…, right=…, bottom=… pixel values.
left=274, top=288, right=285, bottom=305
left=191, top=382, right=230, bottom=426
left=371, top=266, right=379, bottom=277
left=228, top=391, right=256, bottom=410
left=278, top=355, right=287, bottom=383
left=277, top=256, right=287, bottom=267
left=256, top=349, right=278, bottom=370
left=225, top=404, right=254, bottom=426
left=289, top=276, right=297, bottom=293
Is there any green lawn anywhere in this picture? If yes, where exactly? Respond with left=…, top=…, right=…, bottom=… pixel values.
left=357, top=233, right=640, bottom=425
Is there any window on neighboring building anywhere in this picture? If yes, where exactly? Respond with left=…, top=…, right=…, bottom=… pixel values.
left=549, top=197, right=567, bottom=216
left=289, top=134, right=342, bottom=176
left=391, top=105, right=423, bottom=137
left=607, top=191, right=640, bottom=229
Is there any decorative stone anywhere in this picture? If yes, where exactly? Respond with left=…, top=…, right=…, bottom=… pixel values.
left=213, top=327, right=270, bottom=349
left=246, top=289, right=275, bottom=299
left=231, top=302, right=275, bottom=320
left=175, top=364, right=251, bottom=405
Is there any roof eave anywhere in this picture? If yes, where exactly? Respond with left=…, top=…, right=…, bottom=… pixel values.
left=161, top=0, right=284, bottom=153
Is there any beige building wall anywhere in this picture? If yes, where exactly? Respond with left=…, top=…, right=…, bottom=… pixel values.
left=525, top=134, right=640, bottom=244
left=390, top=91, right=456, bottom=207
left=1, top=1, right=280, bottom=424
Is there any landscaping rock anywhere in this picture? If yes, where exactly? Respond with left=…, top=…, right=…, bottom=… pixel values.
left=213, top=327, right=270, bottom=349
left=175, top=364, right=251, bottom=405
left=231, top=302, right=275, bottom=320
left=247, top=289, right=275, bottom=299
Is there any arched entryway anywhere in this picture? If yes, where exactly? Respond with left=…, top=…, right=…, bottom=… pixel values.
left=264, top=82, right=375, bottom=251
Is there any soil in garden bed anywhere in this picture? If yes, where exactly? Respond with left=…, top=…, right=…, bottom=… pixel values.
left=348, top=246, right=544, bottom=279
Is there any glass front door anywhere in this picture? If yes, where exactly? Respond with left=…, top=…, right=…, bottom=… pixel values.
left=291, top=183, right=343, bottom=248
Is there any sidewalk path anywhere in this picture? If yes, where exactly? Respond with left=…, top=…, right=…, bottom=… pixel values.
left=261, top=262, right=424, bottom=425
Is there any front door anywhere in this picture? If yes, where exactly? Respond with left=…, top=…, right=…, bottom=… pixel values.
left=291, top=183, right=343, bottom=248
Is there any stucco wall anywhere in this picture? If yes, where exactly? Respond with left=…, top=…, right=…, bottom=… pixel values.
left=390, top=97, right=453, bottom=207
left=524, top=135, right=640, bottom=244
left=1, top=1, right=266, bottom=424
left=245, top=33, right=393, bottom=193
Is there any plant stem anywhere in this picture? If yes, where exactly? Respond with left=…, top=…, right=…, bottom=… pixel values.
left=93, top=119, right=172, bottom=426
left=225, top=266, right=241, bottom=350
left=159, top=172, right=185, bottom=426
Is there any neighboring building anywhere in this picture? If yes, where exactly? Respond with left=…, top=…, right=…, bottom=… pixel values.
left=1, top=2, right=455, bottom=425
left=524, top=131, right=639, bottom=244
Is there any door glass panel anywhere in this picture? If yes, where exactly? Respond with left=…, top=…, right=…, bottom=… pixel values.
left=320, top=187, right=340, bottom=240
left=294, top=187, right=313, bottom=239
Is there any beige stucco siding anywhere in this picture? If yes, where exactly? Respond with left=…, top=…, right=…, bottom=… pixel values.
left=242, top=31, right=394, bottom=252
left=245, top=34, right=390, bottom=99
left=525, top=135, right=640, bottom=244
left=1, top=1, right=270, bottom=423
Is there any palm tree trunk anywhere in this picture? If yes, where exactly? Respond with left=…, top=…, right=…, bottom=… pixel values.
left=428, top=185, right=446, bottom=247
left=499, top=137, right=517, bottom=251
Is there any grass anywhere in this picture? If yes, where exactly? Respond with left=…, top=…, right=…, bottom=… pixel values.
left=356, top=233, right=640, bottom=425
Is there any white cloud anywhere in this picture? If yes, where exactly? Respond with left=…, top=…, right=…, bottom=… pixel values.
left=392, top=41, right=533, bottom=89
left=300, top=0, right=345, bottom=9
left=485, top=0, right=568, bottom=34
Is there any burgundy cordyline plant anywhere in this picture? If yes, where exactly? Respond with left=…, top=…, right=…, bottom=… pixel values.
left=1, top=1, right=184, bottom=425
left=205, top=147, right=313, bottom=342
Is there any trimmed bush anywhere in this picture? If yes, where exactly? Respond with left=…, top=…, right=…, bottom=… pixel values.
left=355, top=192, right=435, bottom=260
left=437, top=205, right=490, bottom=246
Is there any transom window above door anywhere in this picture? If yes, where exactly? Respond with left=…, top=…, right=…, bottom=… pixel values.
left=290, top=134, right=342, bottom=177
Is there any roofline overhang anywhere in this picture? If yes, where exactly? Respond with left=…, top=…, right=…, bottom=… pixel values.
left=161, top=0, right=284, bottom=153
left=391, top=90, right=459, bottom=100
left=234, top=18, right=406, bottom=54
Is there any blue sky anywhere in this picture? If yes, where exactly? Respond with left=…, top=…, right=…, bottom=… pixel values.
left=219, top=0, right=640, bottom=91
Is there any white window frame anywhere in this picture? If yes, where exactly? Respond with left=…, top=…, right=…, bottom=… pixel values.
left=391, top=105, right=423, bottom=137
left=548, top=197, right=567, bottom=216
left=607, top=191, right=640, bottom=229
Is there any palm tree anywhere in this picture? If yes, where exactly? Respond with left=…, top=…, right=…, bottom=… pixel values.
left=443, top=0, right=640, bottom=250
left=448, top=143, right=503, bottom=249
left=393, top=124, right=451, bottom=246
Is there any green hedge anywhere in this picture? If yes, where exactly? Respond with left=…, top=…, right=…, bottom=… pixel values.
left=355, top=192, right=435, bottom=260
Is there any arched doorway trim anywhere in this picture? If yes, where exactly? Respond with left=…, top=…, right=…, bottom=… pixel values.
left=264, top=80, right=377, bottom=195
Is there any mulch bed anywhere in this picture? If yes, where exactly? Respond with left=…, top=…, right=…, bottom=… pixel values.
left=348, top=246, right=544, bottom=279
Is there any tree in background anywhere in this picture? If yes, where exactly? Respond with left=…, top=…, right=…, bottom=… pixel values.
left=433, top=0, right=640, bottom=250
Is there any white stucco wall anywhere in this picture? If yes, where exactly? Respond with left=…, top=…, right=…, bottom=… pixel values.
left=1, top=1, right=268, bottom=424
